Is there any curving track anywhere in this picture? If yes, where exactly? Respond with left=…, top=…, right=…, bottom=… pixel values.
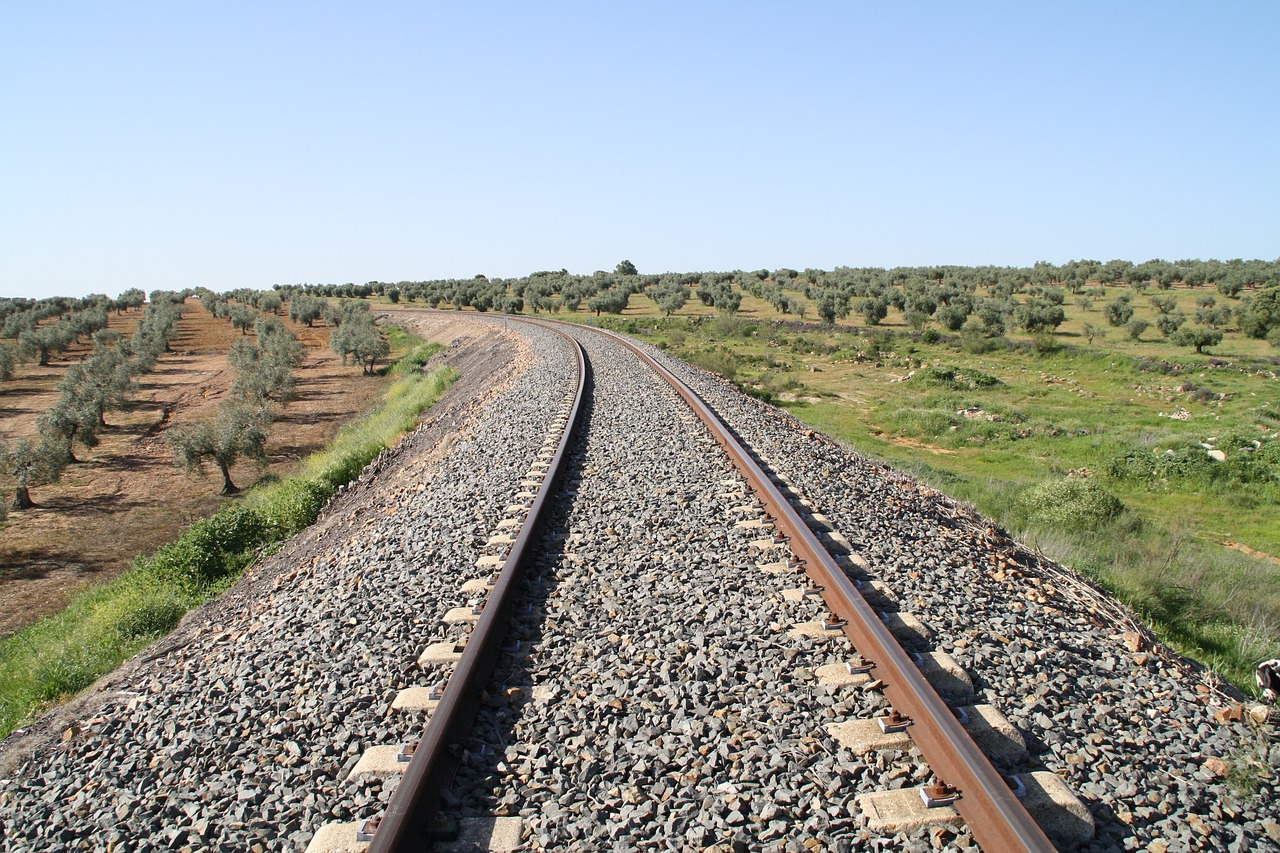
left=0, top=314, right=1274, bottom=852
left=357, top=318, right=1068, bottom=851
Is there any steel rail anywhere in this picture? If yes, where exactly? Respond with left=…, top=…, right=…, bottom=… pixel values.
left=367, top=324, right=587, bottom=853
left=585, top=325, right=1056, bottom=853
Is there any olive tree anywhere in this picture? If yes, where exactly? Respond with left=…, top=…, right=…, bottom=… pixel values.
left=858, top=297, right=888, bottom=326
left=815, top=290, right=850, bottom=324
left=650, top=282, right=688, bottom=317
left=1172, top=326, right=1224, bottom=354
left=1103, top=297, right=1134, bottom=327
left=167, top=400, right=272, bottom=495
left=331, top=316, right=389, bottom=374
left=37, top=395, right=101, bottom=463
left=1156, top=311, right=1186, bottom=337
left=0, top=437, right=65, bottom=509
left=229, top=304, right=258, bottom=334
left=1240, top=287, right=1280, bottom=339
left=1014, top=299, right=1066, bottom=333
left=288, top=293, right=325, bottom=327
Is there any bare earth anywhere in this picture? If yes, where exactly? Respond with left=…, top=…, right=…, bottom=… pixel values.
left=0, top=301, right=391, bottom=637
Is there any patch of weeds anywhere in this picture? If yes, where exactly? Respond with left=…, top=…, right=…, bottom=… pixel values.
left=915, top=366, right=1002, bottom=390
left=687, top=348, right=740, bottom=382
left=883, top=406, right=959, bottom=438
left=1016, top=478, right=1125, bottom=532
left=708, top=315, right=754, bottom=340
left=1227, top=722, right=1277, bottom=798
left=388, top=341, right=444, bottom=377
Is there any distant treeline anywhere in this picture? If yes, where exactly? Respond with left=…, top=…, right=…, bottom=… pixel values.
left=277, top=257, right=1280, bottom=344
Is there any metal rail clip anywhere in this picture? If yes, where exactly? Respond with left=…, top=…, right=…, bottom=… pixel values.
left=877, top=710, right=913, bottom=733
left=920, top=783, right=961, bottom=808
left=1007, top=775, right=1028, bottom=799
left=396, top=741, right=418, bottom=763
left=356, top=818, right=381, bottom=842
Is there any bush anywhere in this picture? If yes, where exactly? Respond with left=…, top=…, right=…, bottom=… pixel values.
left=1032, top=332, right=1060, bottom=354
left=883, top=406, right=960, bottom=438
left=689, top=349, right=739, bottom=381
left=1020, top=479, right=1124, bottom=531
left=915, top=366, right=1002, bottom=390
left=105, top=580, right=185, bottom=643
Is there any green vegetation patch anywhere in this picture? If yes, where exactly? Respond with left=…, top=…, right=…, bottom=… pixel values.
left=914, top=365, right=1003, bottom=390
left=0, top=349, right=454, bottom=738
left=1017, top=478, right=1125, bottom=532
left=590, top=310, right=1280, bottom=695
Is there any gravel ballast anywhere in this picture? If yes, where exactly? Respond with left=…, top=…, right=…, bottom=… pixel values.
left=1, top=315, right=1275, bottom=852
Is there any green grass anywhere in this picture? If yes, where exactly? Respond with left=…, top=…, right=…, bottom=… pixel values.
left=0, top=344, right=455, bottom=738
left=594, top=313, right=1280, bottom=695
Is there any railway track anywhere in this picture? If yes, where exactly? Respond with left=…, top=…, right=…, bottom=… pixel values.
left=1, top=315, right=1272, bottom=852
left=312, top=318, right=1084, bottom=851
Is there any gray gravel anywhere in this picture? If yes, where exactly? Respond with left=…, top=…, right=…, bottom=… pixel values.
left=447, top=327, right=928, bottom=852
left=1, top=316, right=1275, bottom=853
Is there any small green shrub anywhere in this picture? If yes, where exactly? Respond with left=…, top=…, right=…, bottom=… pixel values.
left=915, top=366, right=1002, bottom=390
left=689, top=349, right=739, bottom=381
left=105, top=581, right=185, bottom=643
left=884, top=407, right=959, bottom=438
left=1032, top=332, right=1061, bottom=354
left=1020, top=478, right=1124, bottom=531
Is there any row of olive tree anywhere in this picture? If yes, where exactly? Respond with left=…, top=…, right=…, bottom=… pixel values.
left=0, top=293, right=185, bottom=512
left=0, top=291, right=149, bottom=374
left=327, top=302, right=390, bottom=373
left=166, top=314, right=304, bottom=495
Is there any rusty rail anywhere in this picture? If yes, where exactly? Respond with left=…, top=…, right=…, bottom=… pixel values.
left=587, top=325, right=1055, bottom=853
left=366, top=324, right=587, bottom=853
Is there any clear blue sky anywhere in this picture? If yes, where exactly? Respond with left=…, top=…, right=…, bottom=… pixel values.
left=3, top=2, right=1277, bottom=299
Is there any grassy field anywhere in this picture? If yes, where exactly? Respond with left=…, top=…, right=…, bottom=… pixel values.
left=0, top=331, right=453, bottom=738
left=574, top=289, right=1279, bottom=694
left=276, top=278, right=1280, bottom=693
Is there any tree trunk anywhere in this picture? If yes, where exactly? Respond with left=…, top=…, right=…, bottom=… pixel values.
left=13, top=486, right=34, bottom=509
left=38, top=349, right=49, bottom=367
left=219, top=463, right=238, bottom=495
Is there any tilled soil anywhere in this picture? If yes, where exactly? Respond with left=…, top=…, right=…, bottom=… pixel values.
left=0, top=302, right=387, bottom=636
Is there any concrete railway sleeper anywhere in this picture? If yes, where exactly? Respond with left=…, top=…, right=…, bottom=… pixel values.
left=312, top=318, right=1089, bottom=852
left=6, top=314, right=1263, bottom=852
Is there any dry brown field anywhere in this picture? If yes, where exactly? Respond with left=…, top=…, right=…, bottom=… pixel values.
left=0, top=300, right=388, bottom=636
